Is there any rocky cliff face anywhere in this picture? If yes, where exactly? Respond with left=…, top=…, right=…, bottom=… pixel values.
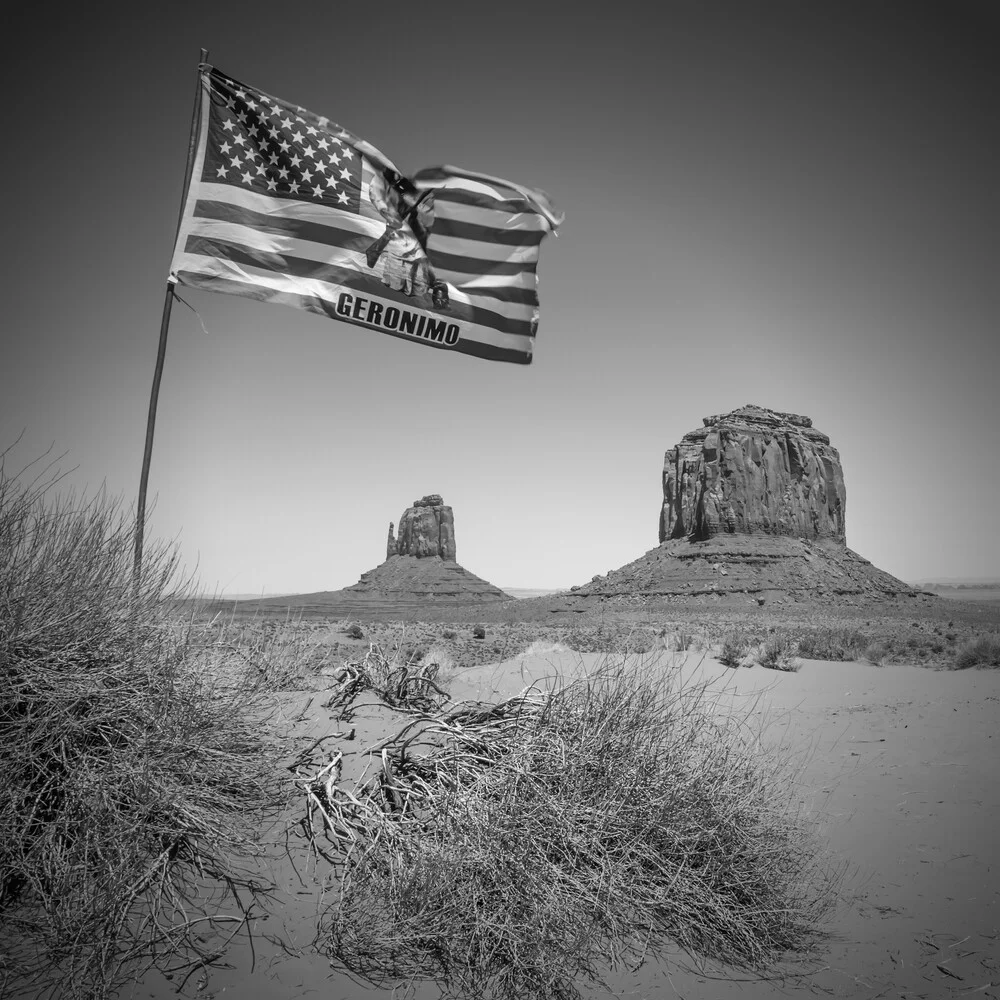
left=659, top=404, right=846, bottom=544
left=387, top=495, right=457, bottom=561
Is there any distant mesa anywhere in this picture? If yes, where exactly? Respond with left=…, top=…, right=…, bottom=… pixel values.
left=551, top=404, right=915, bottom=609
left=239, top=494, right=511, bottom=618
left=342, top=494, right=509, bottom=607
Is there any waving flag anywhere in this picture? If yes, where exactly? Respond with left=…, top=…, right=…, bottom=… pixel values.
left=169, top=65, right=562, bottom=365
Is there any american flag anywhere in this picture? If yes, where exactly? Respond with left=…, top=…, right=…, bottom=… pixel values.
left=170, top=66, right=561, bottom=365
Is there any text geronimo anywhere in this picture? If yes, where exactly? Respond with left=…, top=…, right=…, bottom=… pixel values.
left=336, top=292, right=460, bottom=347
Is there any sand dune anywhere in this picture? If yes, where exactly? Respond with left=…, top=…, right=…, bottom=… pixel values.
left=129, top=648, right=1000, bottom=999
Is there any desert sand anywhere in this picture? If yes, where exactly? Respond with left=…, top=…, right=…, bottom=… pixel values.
left=129, top=643, right=1000, bottom=1000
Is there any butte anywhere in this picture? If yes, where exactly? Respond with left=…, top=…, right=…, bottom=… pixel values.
left=516, top=404, right=919, bottom=616
left=242, top=495, right=511, bottom=619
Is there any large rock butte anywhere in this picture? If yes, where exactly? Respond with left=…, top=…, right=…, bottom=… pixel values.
left=494, top=403, right=916, bottom=614
left=660, top=404, right=846, bottom=543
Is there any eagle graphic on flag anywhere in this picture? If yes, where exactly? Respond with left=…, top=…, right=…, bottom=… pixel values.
left=364, top=168, right=449, bottom=309
left=169, top=65, right=562, bottom=365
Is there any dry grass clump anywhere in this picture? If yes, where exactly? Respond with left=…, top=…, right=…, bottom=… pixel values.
left=795, top=629, right=869, bottom=661
left=522, top=638, right=572, bottom=657
left=192, top=615, right=323, bottom=691
left=718, top=629, right=751, bottom=666
left=303, top=659, right=838, bottom=999
left=758, top=633, right=801, bottom=671
left=622, top=626, right=657, bottom=654
left=563, top=623, right=622, bottom=653
left=669, top=630, right=697, bottom=652
left=952, top=634, right=1000, bottom=670
left=418, top=642, right=456, bottom=677
left=0, top=451, right=287, bottom=999
left=863, top=640, right=891, bottom=666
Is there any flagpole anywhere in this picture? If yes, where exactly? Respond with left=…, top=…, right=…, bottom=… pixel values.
left=133, top=48, right=208, bottom=581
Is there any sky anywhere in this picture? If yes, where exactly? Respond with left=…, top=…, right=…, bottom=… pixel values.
left=2, top=1, right=998, bottom=594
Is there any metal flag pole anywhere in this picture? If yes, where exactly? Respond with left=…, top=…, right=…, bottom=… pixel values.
left=133, top=48, right=208, bottom=581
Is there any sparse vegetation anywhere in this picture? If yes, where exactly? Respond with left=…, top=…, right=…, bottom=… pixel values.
left=795, top=629, right=869, bottom=661
left=0, top=452, right=288, bottom=999
left=202, top=615, right=323, bottom=690
left=418, top=643, right=456, bottom=676
left=864, top=640, right=890, bottom=666
left=397, top=640, right=430, bottom=664
left=952, top=635, right=1000, bottom=670
left=622, top=626, right=656, bottom=654
left=564, top=623, right=626, bottom=653
left=672, top=630, right=696, bottom=651
left=718, top=629, right=751, bottom=667
left=304, top=657, right=839, bottom=999
left=759, top=633, right=800, bottom=671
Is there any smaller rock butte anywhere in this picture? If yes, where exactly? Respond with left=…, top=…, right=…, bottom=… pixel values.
left=263, top=494, right=510, bottom=618
left=386, top=495, right=457, bottom=561
left=342, top=494, right=508, bottom=610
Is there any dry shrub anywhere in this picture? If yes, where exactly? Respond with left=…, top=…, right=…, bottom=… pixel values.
left=796, top=629, right=869, bottom=661
left=758, top=633, right=800, bottom=671
left=622, top=627, right=656, bottom=654
left=863, top=640, right=890, bottom=666
left=195, top=616, right=321, bottom=691
left=0, top=449, right=287, bottom=999
left=563, top=624, right=618, bottom=653
left=718, top=629, right=751, bottom=667
left=523, top=639, right=571, bottom=657
left=671, top=631, right=696, bottom=652
left=952, top=634, right=1000, bottom=670
left=304, top=658, right=839, bottom=999
left=418, top=643, right=456, bottom=677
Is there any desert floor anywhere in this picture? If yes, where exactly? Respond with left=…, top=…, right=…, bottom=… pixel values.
left=128, top=628, right=1000, bottom=1000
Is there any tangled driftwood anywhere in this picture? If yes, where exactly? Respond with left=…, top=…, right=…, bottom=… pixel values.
left=300, top=686, right=548, bottom=857
left=322, top=642, right=451, bottom=718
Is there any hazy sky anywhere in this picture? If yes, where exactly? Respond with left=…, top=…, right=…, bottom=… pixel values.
left=3, top=2, right=997, bottom=593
